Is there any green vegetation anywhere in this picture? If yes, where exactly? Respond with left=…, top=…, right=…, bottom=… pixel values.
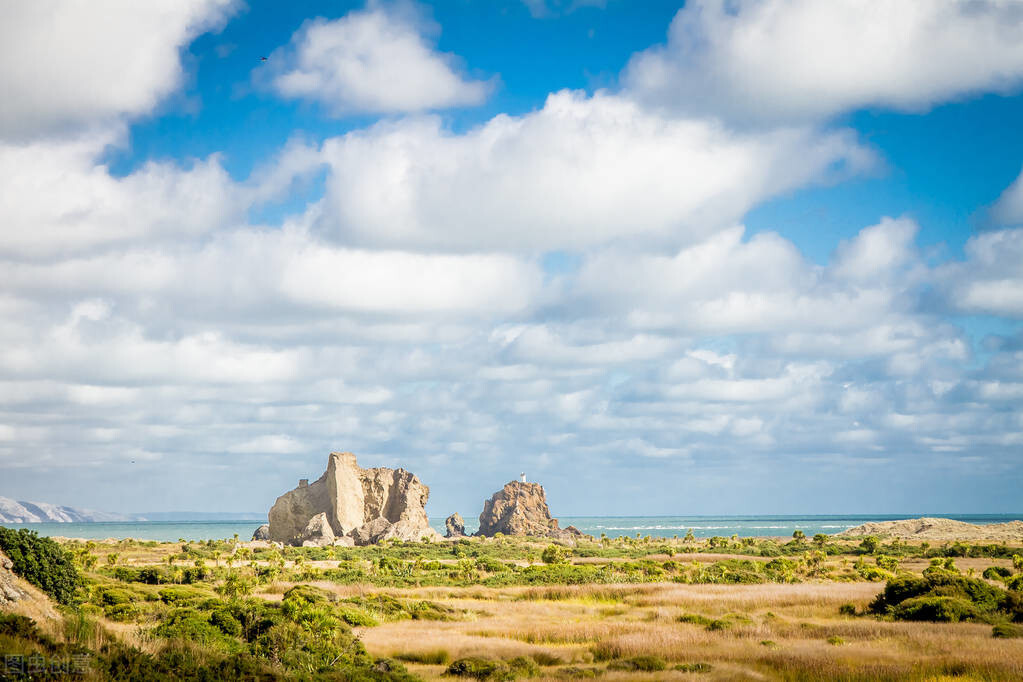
left=0, top=527, right=81, bottom=605
left=869, top=562, right=1023, bottom=624
left=443, top=655, right=539, bottom=680
left=3, top=530, right=1023, bottom=681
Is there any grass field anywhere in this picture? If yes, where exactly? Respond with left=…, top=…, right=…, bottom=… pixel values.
left=2, top=530, right=1023, bottom=680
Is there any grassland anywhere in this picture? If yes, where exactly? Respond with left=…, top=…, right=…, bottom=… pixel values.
left=2, top=529, right=1023, bottom=680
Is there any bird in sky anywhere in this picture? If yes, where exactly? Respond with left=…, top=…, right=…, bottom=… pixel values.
left=259, top=56, right=267, bottom=62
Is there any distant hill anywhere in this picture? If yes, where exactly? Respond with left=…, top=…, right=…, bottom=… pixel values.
left=0, top=496, right=139, bottom=523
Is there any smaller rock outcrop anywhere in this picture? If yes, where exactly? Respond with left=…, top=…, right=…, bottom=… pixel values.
left=298, top=512, right=336, bottom=547
left=445, top=513, right=465, bottom=538
left=251, top=524, right=270, bottom=541
left=477, top=480, right=578, bottom=542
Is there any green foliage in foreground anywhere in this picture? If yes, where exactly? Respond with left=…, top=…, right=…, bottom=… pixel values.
left=1, top=604, right=419, bottom=682
left=870, top=563, right=1023, bottom=624
left=0, top=527, right=81, bottom=605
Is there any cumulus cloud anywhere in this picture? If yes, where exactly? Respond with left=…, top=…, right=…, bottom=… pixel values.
left=0, top=133, right=244, bottom=259
left=624, top=0, right=1023, bottom=121
left=571, top=218, right=926, bottom=336
left=938, top=228, right=1023, bottom=319
left=267, top=7, right=491, bottom=115
left=311, top=90, right=875, bottom=251
left=991, top=166, right=1023, bottom=225
left=0, top=0, right=237, bottom=139
left=1, top=1, right=1021, bottom=514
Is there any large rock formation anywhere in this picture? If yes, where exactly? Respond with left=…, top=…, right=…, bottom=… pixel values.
left=251, top=524, right=270, bottom=541
left=477, top=480, right=582, bottom=541
left=445, top=513, right=465, bottom=538
left=268, top=452, right=440, bottom=546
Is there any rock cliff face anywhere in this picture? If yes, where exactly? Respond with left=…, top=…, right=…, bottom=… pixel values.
left=477, top=481, right=582, bottom=541
left=0, top=549, right=26, bottom=606
left=268, top=452, right=440, bottom=546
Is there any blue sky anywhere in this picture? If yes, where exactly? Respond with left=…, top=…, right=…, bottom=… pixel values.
left=1, top=0, right=1022, bottom=518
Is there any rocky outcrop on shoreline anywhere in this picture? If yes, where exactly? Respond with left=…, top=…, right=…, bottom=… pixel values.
left=445, top=513, right=465, bottom=538
left=477, top=480, right=582, bottom=542
left=837, top=517, right=1023, bottom=541
left=268, top=452, right=440, bottom=546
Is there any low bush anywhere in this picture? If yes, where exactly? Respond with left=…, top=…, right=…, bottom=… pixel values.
left=0, top=527, right=81, bottom=605
left=870, top=568, right=1018, bottom=623
left=395, top=649, right=450, bottom=664
left=445, top=656, right=512, bottom=680
left=606, top=655, right=666, bottom=672
left=983, top=566, right=1012, bottom=580
left=992, top=623, right=1023, bottom=638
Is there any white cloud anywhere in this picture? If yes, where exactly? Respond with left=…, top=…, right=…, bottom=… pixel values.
left=991, top=166, right=1023, bottom=225
left=0, top=133, right=244, bottom=258
left=311, top=90, right=875, bottom=251
left=625, top=0, right=1023, bottom=121
left=573, top=220, right=925, bottom=336
left=2, top=228, right=543, bottom=318
left=939, top=228, right=1023, bottom=318
left=0, top=0, right=237, bottom=139
left=268, top=7, right=491, bottom=115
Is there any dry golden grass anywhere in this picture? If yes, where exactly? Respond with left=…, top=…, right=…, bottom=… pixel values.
left=355, top=581, right=1023, bottom=681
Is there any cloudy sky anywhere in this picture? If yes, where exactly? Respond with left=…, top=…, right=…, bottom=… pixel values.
left=1, top=0, right=1022, bottom=518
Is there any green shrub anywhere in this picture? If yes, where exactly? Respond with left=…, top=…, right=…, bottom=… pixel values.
left=992, top=623, right=1023, bottom=638
left=507, top=656, right=540, bottom=677
left=556, top=666, right=602, bottom=678
left=1007, top=574, right=1023, bottom=591
left=541, top=545, right=569, bottom=565
left=209, top=608, right=242, bottom=637
left=606, top=655, right=666, bottom=672
left=396, top=649, right=451, bottom=664
left=445, top=656, right=512, bottom=680
left=0, top=527, right=81, bottom=605
left=0, top=613, right=47, bottom=643
left=984, top=566, right=1012, bottom=580
left=827, top=635, right=845, bottom=645
left=677, top=613, right=713, bottom=627
left=839, top=603, right=857, bottom=616
left=892, top=596, right=981, bottom=623
left=154, top=608, right=244, bottom=652
left=158, top=585, right=208, bottom=605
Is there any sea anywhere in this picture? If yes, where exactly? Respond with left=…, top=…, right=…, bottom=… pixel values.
left=1, top=514, right=1019, bottom=543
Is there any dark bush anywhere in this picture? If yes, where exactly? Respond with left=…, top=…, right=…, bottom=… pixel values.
left=445, top=656, right=512, bottom=680
left=992, top=623, right=1023, bottom=638
left=607, top=655, right=666, bottom=672
left=983, top=566, right=1012, bottom=580
left=892, top=596, right=980, bottom=623
left=0, top=527, right=81, bottom=605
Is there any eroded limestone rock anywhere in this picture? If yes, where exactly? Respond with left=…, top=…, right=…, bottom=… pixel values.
left=298, top=512, right=335, bottom=547
left=268, top=452, right=440, bottom=546
left=251, top=524, right=270, bottom=541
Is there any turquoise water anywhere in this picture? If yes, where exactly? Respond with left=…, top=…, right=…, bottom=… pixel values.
left=1, top=514, right=1019, bottom=542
